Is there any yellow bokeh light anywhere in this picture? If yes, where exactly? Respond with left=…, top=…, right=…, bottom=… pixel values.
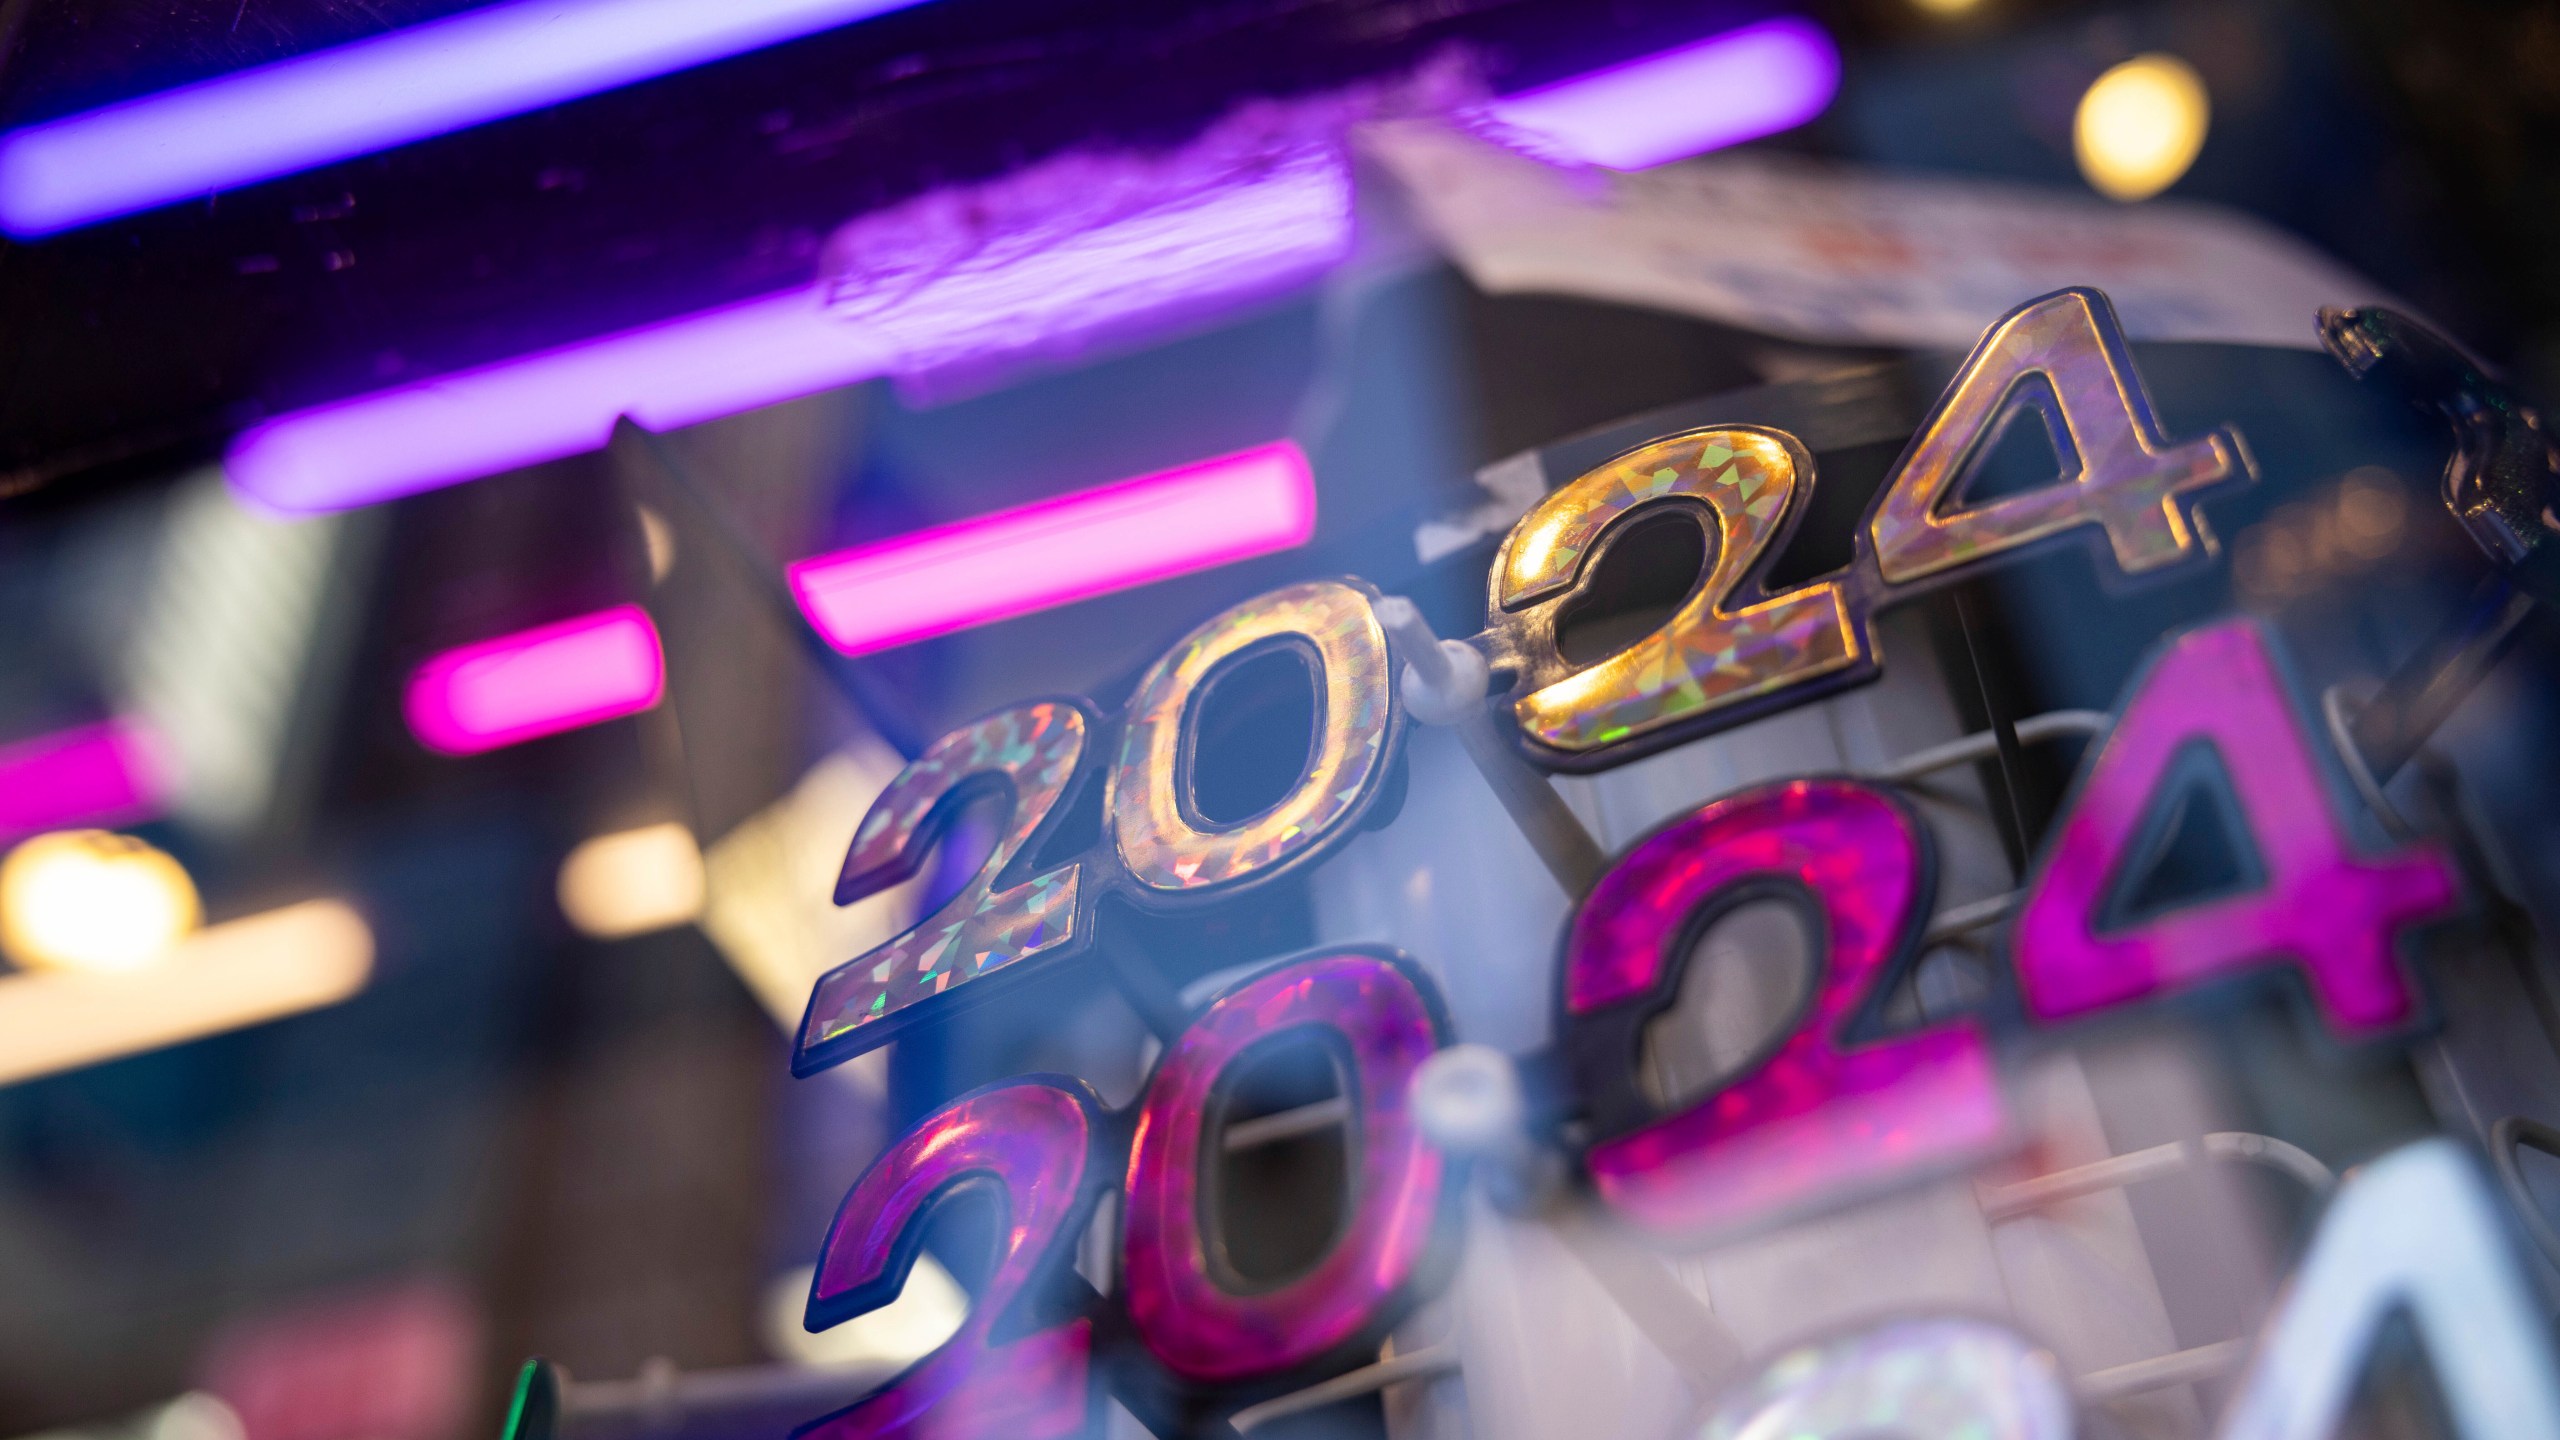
left=2074, top=53, right=2209, bottom=202
left=558, top=821, right=705, bottom=939
left=0, top=830, right=202, bottom=973
left=1911, top=0, right=1985, bottom=15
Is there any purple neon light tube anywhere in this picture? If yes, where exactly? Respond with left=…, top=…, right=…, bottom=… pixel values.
left=225, top=143, right=1349, bottom=514
left=1486, top=16, right=1840, bottom=170
left=230, top=289, right=894, bottom=515
left=0, top=0, right=933, bottom=236
left=216, top=18, right=1826, bottom=513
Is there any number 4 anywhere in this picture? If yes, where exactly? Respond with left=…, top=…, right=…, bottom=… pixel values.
left=2011, top=619, right=2459, bottom=1038
left=1870, top=287, right=2250, bottom=585
left=2218, top=1138, right=2560, bottom=1439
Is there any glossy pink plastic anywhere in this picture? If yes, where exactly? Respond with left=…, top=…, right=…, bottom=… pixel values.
left=1568, top=779, right=2003, bottom=1236
left=2011, top=619, right=2459, bottom=1037
left=797, top=1080, right=1102, bottom=1440
left=1120, top=952, right=1448, bottom=1382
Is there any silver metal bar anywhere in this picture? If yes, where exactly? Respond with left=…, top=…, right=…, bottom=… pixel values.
left=2323, top=682, right=2419, bottom=842
left=1979, top=1132, right=2334, bottom=1221
left=1877, top=710, right=2110, bottom=784
left=1980, top=1141, right=2190, bottom=1220
left=1548, top=1209, right=1746, bottom=1394
left=1376, top=596, right=1606, bottom=896
left=1223, top=1096, right=1351, bottom=1152
left=2079, top=1339, right=2249, bottom=1400
left=526, top=1356, right=903, bottom=1440
left=2489, top=1114, right=2560, bottom=1270
left=1228, top=1346, right=1460, bottom=1433
left=1922, top=891, right=2019, bottom=947
left=2198, top=1130, right=2336, bottom=1194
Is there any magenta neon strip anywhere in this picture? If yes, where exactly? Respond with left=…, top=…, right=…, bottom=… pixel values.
left=788, top=442, right=1318, bottom=657
left=403, top=604, right=664, bottom=755
left=0, top=0, right=934, bottom=236
left=1486, top=16, right=1840, bottom=170
left=0, top=719, right=169, bottom=842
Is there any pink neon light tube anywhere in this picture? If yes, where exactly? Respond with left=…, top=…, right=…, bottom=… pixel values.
left=404, top=604, right=665, bottom=755
left=789, top=442, right=1317, bottom=657
left=1486, top=17, right=1841, bottom=170
left=0, top=719, right=169, bottom=842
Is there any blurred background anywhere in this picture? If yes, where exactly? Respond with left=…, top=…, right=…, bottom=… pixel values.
left=0, top=0, right=2556, bottom=1438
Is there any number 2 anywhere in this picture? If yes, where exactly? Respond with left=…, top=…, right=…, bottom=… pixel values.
left=796, top=1078, right=1109, bottom=1440
left=796, top=701, right=1098, bottom=1075
left=1559, top=778, right=2004, bottom=1237
left=1485, top=426, right=1864, bottom=765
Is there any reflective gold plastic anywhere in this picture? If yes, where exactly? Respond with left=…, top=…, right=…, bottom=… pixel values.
left=1496, top=427, right=1858, bottom=755
left=1110, top=579, right=1396, bottom=893
left=1869, top=288, right=2244, bottom=584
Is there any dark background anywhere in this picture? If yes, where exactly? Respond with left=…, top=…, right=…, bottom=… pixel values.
left=1, top=0, right=2557, bottom=1436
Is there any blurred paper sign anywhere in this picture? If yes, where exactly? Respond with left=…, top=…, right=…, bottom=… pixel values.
left=1363, top=120, right=2394, bottom=351
left=198, top=1283, right=476, bottom=1440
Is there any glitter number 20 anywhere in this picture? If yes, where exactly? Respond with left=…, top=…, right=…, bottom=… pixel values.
left=798, top=580, right=1406, bottom=1071
left=800, top=952, right=1455, bottom=1437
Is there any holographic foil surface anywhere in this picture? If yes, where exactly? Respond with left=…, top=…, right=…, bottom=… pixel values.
left=1121, top=952, right=1448, bottom=1382
left=798, top=703, right=1089, bottom=1065
left=1695, top=1317, right=2072, bottom=1440
left=1869, top=287, right=2245, bottom=584
left=799, top=1080, right=1101, bottom=1440
left=1568, top=779, right=2004, bottom=1236
left=1110, top=580, right=1397, bottom=893
left=2012, top=619, right=2458, bottom=1037
left=1491, top=427, right=1858, bottom=755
